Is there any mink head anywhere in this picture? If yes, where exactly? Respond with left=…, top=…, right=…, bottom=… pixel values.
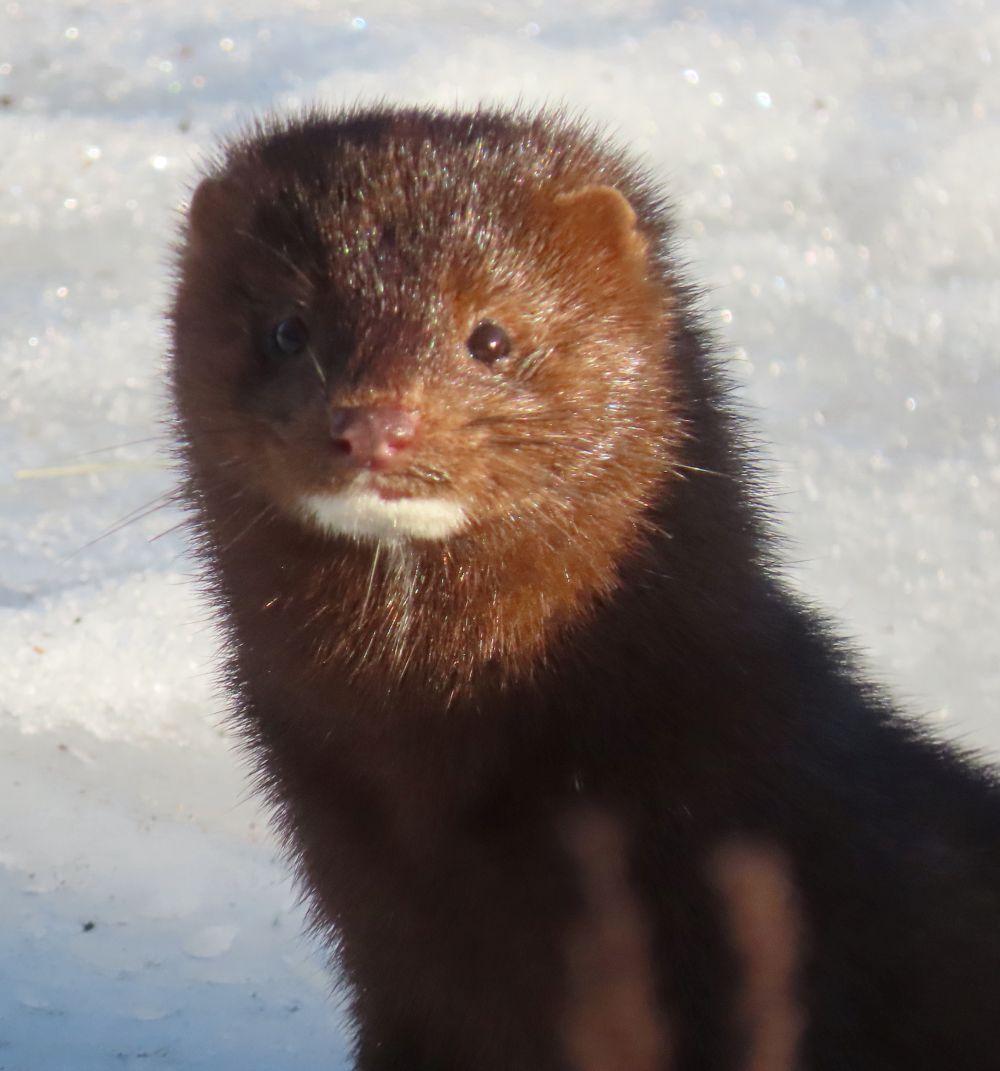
left=168, top=109, right=698, bottom=689
left=171, top=109, right=680, bottom=559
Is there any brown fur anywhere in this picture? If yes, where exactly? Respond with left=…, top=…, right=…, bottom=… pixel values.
left=169, top=106, right=1000, bottom=1071
left=561, top=809, right=671, bottom=1071
left=708, top=842, right=805, bottom=1071
left=560, top=828, right=805, bottom=1071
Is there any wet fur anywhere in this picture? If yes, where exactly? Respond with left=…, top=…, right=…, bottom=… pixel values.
left=170, top=106, right=1000, bottom=1070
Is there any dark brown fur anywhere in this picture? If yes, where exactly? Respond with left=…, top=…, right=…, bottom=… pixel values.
left=169, top=107, right=1000, bottom=1071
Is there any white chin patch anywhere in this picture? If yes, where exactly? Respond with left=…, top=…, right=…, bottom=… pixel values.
left=299, top=490, right=468, bottom=543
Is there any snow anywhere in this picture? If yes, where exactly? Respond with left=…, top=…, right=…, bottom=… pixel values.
left=2, top=0, right=998, bottom=1065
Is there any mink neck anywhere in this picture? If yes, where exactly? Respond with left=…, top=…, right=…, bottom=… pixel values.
left=195, top=406, right=785, bottom=843
left=202, top=447, right=761, bottom=711
left=222, top=469, right=779, bottom=842
left=206, top=497, right=634, bottom=701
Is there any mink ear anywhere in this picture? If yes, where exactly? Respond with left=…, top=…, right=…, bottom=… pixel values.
left=186, top=176, right=247, bottom=252
left=552, top=185, right=648, bottom=265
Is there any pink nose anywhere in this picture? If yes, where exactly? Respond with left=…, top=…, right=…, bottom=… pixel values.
left=328, top=406, right=420, bottom=470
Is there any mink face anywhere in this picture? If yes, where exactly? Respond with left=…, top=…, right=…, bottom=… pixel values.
left=172, top=113, right=677, bottom=558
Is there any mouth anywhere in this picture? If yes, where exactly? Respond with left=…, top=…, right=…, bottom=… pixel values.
left=367, top=480, right=416, bottom=502
left=298, top=485, right=468, bottom=543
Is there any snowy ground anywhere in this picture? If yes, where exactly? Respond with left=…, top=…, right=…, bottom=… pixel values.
left=2, top=1, right=998, bottom=1067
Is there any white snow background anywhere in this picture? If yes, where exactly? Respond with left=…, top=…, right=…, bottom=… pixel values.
left=2, top=1, right=998, bottom=1067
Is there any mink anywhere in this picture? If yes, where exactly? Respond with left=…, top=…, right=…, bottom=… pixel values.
left=169, top=106, right=1000, bottom=1071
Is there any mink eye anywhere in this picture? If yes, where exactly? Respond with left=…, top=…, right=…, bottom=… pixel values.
left=467, top=320, right=511, bottom=364
left=267, top=316, right=309, bottom=358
